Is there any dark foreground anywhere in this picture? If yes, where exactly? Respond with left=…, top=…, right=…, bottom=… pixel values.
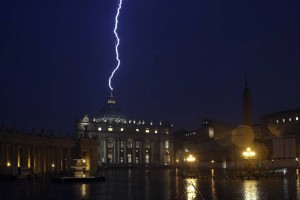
left=1, top=168, right=300, bottom=200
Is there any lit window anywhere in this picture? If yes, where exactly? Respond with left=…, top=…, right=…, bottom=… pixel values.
left=283, top=119, right=285, bottom=123
left=120, top=128, right=124, bottom=132
left=127, top=154, right=132, bottom=163
left=98, top=127, right=102, bottom=131
left=120, top=140, right=124, bottom=148
left=107, top=154, right=112, bottom=163
left=108, top=127, right=113, bottom=132
left=165, top=140, right=169, bottom=149
left=155, top=130, right=158, bottom=134
left=165, top=129, right=169, bottom=134
left=296, top=117, right=299, bottom=121
left=145, top=154, right=149, bottom=163
left=136, top=129, right=139, bottom=132
left=145, top=140, right=151, bottom=149
left=136, top=141, right=139, bottom=148
left=145, top=129, right=150, bottom=133
left=289, top=118, right=292, bottom=122
left=276, top=120, right=279, bottom=124
left=208, top=127, right=214, bottom=138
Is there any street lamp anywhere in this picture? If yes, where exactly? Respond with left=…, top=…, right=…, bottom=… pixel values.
left=242, top=147, right=256, bottom=159
left=186, top=155, right=196, bottom=162
left=51, top=163, right=55, bottom=173
left=185, top=154, right=196, bottom=173
left=242, top=147, right=256, bottom=169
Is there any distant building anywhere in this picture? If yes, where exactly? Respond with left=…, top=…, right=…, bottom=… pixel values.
left=261, top=109, right=300, bottom=167
left=174, top=119, right=235, bottom=168
left=76, top=94, right=174, bottom=167
left=261, top=109, right=300, bottom=138
left=174, top=80, right=300, bottom=169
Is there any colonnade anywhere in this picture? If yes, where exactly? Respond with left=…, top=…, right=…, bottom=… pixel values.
left=0, top=126, right=99, bottom=175
left=0, top=141, right=73, bottom=174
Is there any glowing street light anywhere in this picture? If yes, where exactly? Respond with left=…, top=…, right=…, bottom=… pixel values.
left=242, top=147, right=256, bottom=159
left=186, top=155, right=196, bottom=162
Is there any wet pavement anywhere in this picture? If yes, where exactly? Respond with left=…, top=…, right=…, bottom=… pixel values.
left=1, top=168, right=300, bottom=200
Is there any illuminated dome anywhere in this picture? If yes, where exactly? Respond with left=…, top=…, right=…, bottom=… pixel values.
left=96, top=93, right=126, bottom=123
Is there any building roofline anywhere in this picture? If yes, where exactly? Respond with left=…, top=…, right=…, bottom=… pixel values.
left=261, top=108, right=300, bottom=119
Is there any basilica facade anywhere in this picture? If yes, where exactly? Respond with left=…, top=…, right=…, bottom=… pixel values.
left=76, top=94, right=174, bottom=167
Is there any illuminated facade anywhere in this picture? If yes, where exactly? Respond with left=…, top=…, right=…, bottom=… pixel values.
left=76, top=94, right=174, bottom=167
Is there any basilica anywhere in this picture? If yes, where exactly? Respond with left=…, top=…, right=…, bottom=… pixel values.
left=76, top=94, right=174, bottom=167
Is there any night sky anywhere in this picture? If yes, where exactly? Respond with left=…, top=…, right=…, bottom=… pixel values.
left=1, top=0, right=299, bottom=134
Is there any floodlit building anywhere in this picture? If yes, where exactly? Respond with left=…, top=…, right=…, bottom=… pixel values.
left=76, top=94, right=174, bottom=167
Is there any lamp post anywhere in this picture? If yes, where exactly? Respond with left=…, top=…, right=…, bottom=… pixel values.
left=186, top=155, right=196, bottom=163
left=242, top=147, right=256, bottom=170
left=51, top=163, right=55, bottom=173
left=185, top=154, right=196, bottom=172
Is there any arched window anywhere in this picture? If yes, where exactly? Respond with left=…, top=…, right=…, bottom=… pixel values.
left=165, top=140, right=169, bottom=149
left=127, top=139, right=133, bottom=148
left=145, top=140, right=151, bottom=149
left=108, top=139, right=114, bottom=148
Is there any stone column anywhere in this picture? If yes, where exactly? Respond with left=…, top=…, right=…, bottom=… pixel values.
left=59, top=148, right=63, bottom=172
left=12, top=143, right=18, bottom=167
left=116, top=140, right=120, bottom=163
left=141, top=141, right=145, bottom=164
left=0, top=142, right=4, bottom=167
left=34, top=146, right=39, bottom=173
left=113, top=140, right=117, bottom=163
left=41, top=146, right=45, bottom=174
left=37, top=146, right=41, bottom=174
left=139, top=141, right=142, bottom=164
left=103, top=139, right=107, bottom=163
left=66, top=147, right=72, bottom=173
left=22, top=144, right=28, bottom=168
left=133, top=139, right=136, bottom=164
left=30, top=145, right=35, bottom=173
left=124, top=140, right=127, bottom=163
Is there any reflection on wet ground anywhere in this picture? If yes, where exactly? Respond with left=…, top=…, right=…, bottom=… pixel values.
left=1, top=168, right=300, bottom=200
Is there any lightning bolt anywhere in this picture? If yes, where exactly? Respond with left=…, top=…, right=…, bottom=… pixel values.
left=109, top=0, right=123, bottom=91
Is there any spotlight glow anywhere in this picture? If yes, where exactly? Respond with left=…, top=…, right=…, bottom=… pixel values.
left=109, top=0, right=123, bottom=91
